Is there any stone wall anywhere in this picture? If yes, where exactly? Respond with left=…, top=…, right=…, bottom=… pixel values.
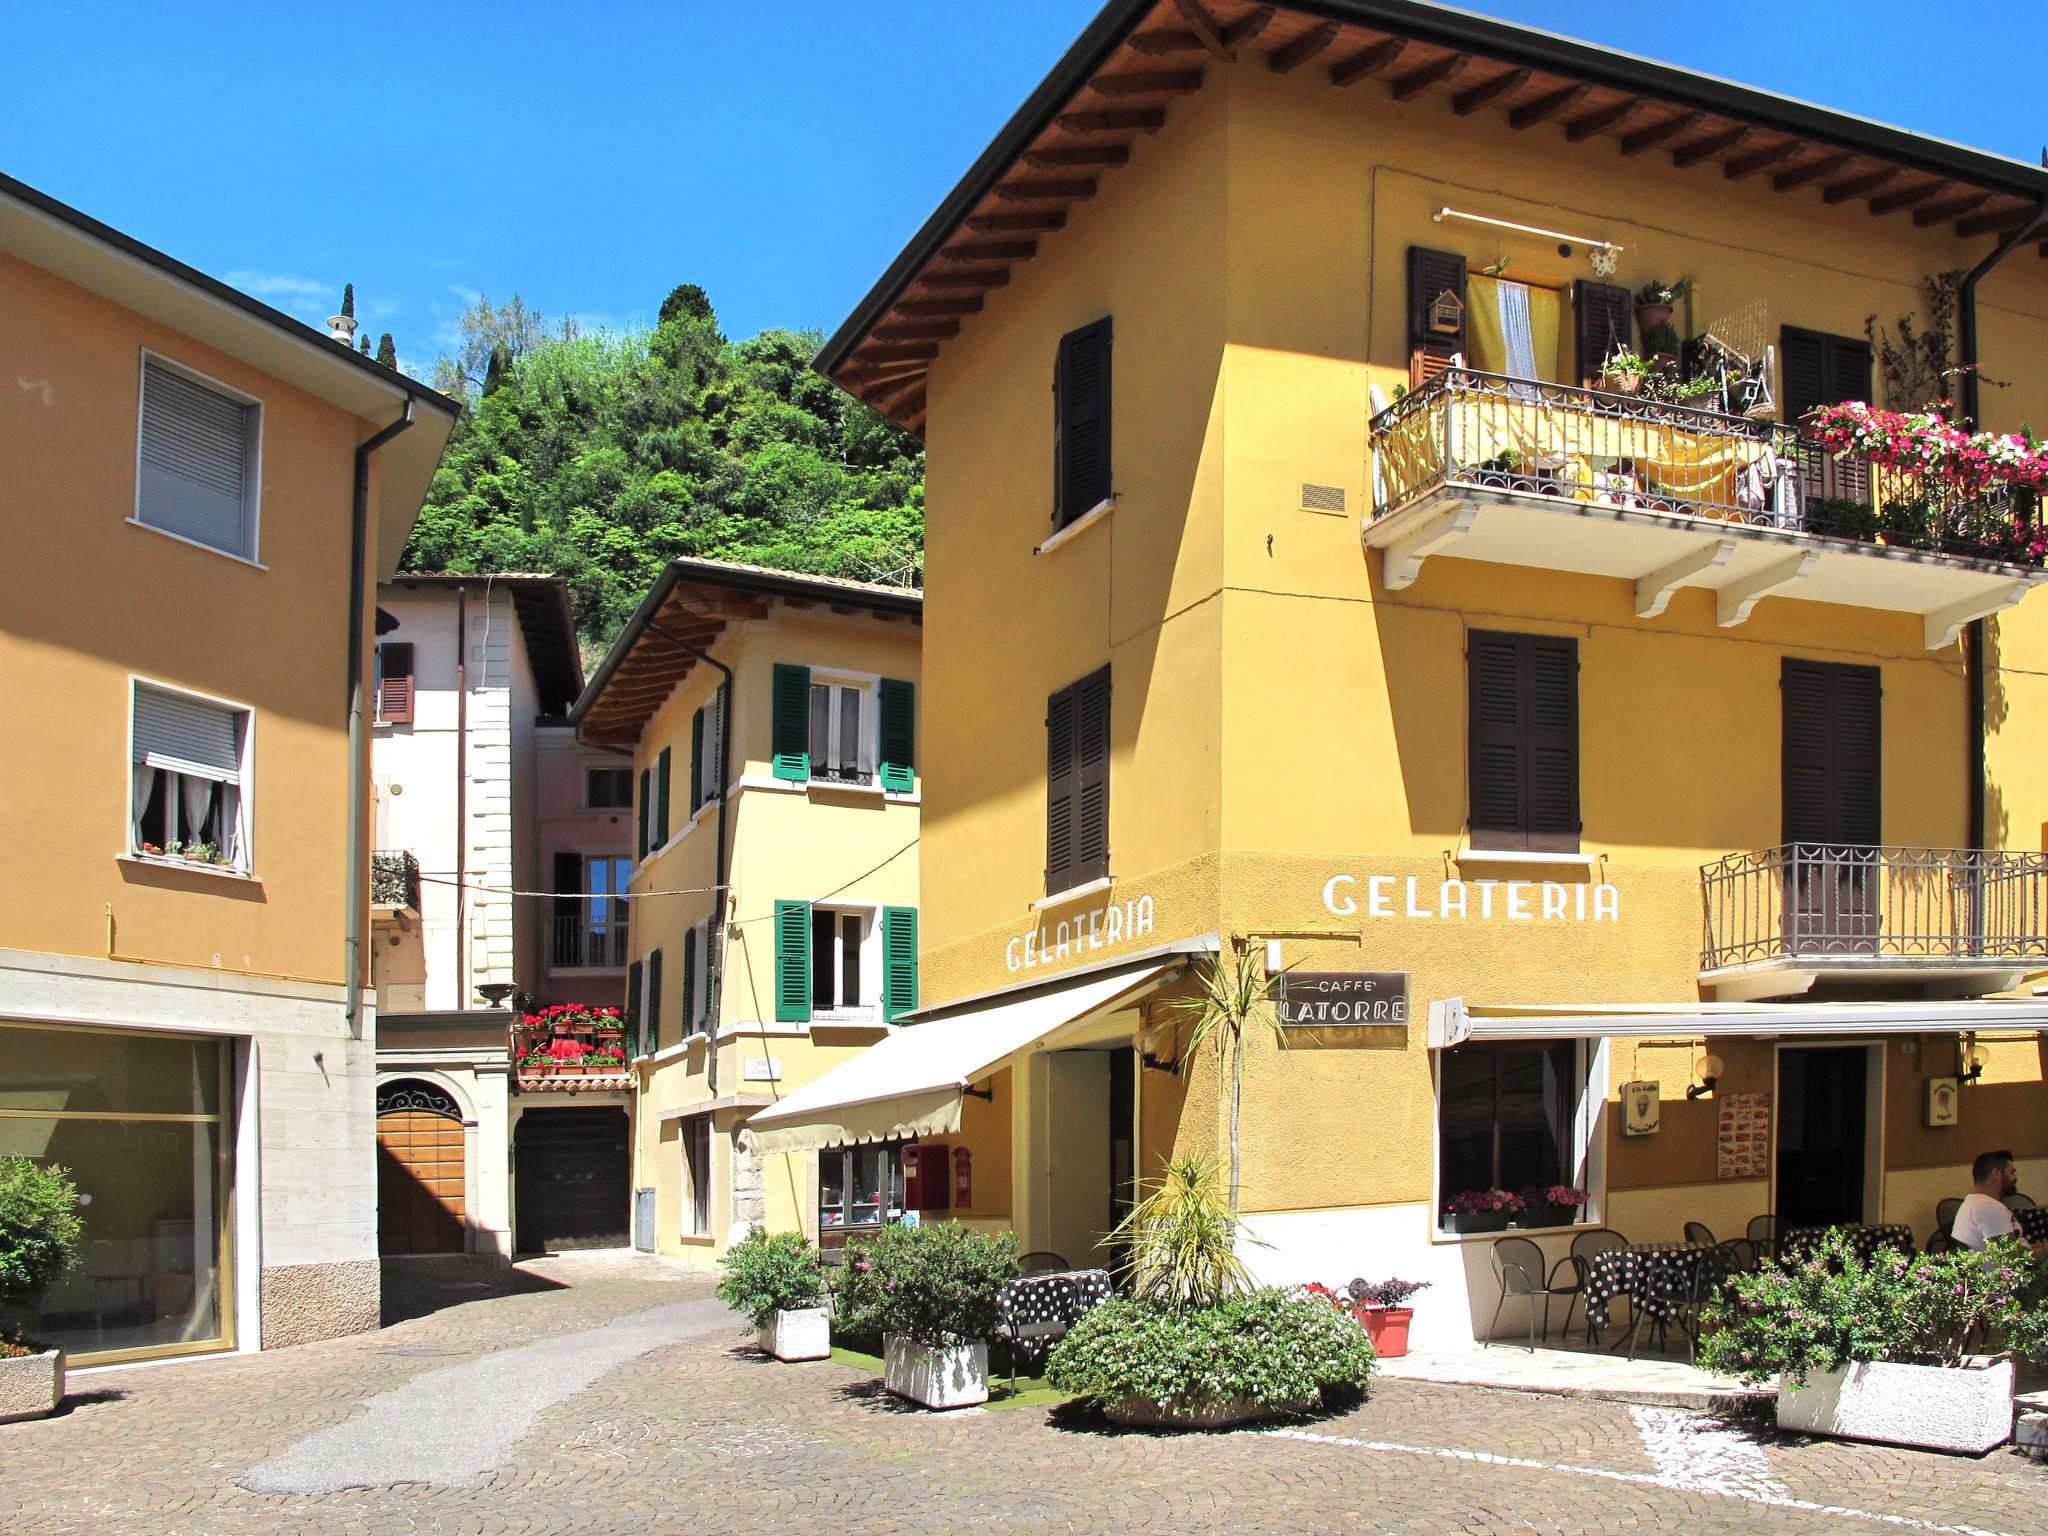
left=259, top=1259, right=381, bottom=1349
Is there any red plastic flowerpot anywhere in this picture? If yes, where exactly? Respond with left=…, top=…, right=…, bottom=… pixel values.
left=1356, top=1305, right=1414, bottom=1358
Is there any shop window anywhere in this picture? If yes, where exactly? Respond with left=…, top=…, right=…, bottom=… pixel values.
left=818, top=1142, right=907, bottom=1243
left=1438, top=1042, right=1585, bottom=1215
left=681, top=1116, right=711, bottom=1237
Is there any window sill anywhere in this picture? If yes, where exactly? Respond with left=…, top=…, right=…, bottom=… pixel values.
left=812, top=1006, right=881, bottom=1025
left=119, top=854, right=260, bottom=886
left=126, top=516, right=266, bottom=570
left=729, top=773, right=920, bottom=805
left=806, top=775, right=885, bottom=798
left=1454, top=849, right=1596, bottom=869
left=1034, top=496, right=1113, bottom=556
left=673, top=1233, right=717, bottom=1246
left=1431, top=1218, right=1601, bottom=1244
left=1032, top=875, right=1114, bottom=911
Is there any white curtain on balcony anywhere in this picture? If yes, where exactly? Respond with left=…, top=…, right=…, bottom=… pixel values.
left=1469, top=277, right=1560, bottom=394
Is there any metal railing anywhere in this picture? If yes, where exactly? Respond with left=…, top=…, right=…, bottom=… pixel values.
left=1699, top=845, right=2048, bottom=972
left=1369, top=369, right=2042, bottom=567
left=370, top=849, right=420, bottom=911
left=550, top=908, right=630, bottom=969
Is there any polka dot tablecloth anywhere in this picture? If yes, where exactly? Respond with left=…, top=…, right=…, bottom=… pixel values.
left=1581, top=1243, right=1703, bottom=1334
left=1779, top=1224, right=1914, bottom=1263
left=995, top=1269, right=1113, bottom=1372
left=2013, top=1206, right=2048, bottom=1243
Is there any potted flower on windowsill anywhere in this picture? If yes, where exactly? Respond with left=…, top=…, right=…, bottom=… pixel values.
left=0, top=1157, right=84, bottom=1425
left=716, top=1230, right=832, bottom=1361
left=837, top=1221, right=1020, bottom=1409
left=1444, top=1188, right=1524, bottom=1234
left=1345, top=1278, right=1431, bottom=1359
left=1634, top=278, right=1687, bottom=336
left=1516, top=1185, right=1589, bottom=1230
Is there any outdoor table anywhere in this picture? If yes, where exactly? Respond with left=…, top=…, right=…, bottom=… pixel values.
left=1580, top=1242, right=1704, bottom=1336
left=2013, top=1207, right=2048, bottom=1243
left=1780, top=1223, right=1914, bottom=1263
left=994, top=1269, right=1112, bottom=1376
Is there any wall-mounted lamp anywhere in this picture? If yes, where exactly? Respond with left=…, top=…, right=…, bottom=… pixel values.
left=1138, top=1020, right=1179, bottom=1074
left=1685, top=1052, right=1724, bottom=1100
left=1961, top=1037, right=1988, bottom=1084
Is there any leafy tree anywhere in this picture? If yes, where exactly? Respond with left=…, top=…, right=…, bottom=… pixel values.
left=376, top=332, right=398, bottom=369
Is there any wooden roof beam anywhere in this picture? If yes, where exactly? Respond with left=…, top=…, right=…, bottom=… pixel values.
left=1056, top=109, right=1165, bottom=133
left=1823, top=167, right=1898, bottom=204
left=1619, top=110, right=1699, bottom=156
left=853, top=343, right=940, bottom=365
left=1772, top=152, right=1852, bottom=192
left=966, top=211, right=1066, bottom=234
left=1171, top=0, right=1232, bottom=60
left=1870, top=179, right=1946, bottom=216
left=1390, top=51, right=1470, bottom=102
left=939, top=239, right=1036, bottom=262
left=994, top=177, right=1097, bottom=201
left=1267, top=20, right=1338, bottom=73
left=1723, top=139, right=1803, bottom=181
left=1958, top=207, right=2031, bottom=238
left=1023, top=145, right=1129, bottom=169
left=1330, top=37, right=1406, bottom=88
left=1222, top=5, right=1277, bottom=49
left=1672, top=125, right=1752, bottom=170
left=1089, top=71, right=1205, bottom=97
left=1452, top=66, right=1528, bottom=116
left=871, top=320, right=959, bottom=343
left=918, top=269, right=1011, bottom=289
left=893, top=297, right=983, bottom=318
left=1563, top=96, right=1641, bottom=142
left=1913, top=190, right=1992, bottom=227
left=1131, top=27, right=1207, bottom=56
left=1509, top=82, right=1589, bottom=130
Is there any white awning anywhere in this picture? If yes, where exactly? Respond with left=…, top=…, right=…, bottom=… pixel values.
left=742, top=958, right=1182, bottom=1157
left=1429, top=995, right=2048, bottom=1049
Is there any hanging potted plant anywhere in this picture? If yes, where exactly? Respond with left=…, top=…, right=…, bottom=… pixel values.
left=1443, top=1187, right=1524, bottom=1234
left=0, top=1157, right=84, bottom=1424
left=1596, top=348, right=1655, bottom=397
left=716, top=1230, right=832, bottom=1361
left=1345, top=1277, right=1431, bottom=1359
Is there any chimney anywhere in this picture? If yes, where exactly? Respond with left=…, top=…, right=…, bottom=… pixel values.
left=328, top=282, right=358, bottom=345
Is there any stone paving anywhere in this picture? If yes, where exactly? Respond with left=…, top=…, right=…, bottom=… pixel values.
left=6, top=1250, right=2048, bottom=1535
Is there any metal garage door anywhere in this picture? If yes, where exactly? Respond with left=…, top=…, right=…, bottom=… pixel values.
left=514, top=1105, right=631, bottom=1253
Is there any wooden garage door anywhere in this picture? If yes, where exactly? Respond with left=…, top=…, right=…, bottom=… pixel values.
left=377, top=1081, right=467, bottom=1256
left=515, top=1106, right=631, bottom=1254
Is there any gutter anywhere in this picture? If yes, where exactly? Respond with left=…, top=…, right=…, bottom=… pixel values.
left=345, top=401, right=418, bottom=1040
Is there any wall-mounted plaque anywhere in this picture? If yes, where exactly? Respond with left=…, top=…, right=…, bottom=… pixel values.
left=1278, top=971, right=1409, bottom=1027
left=1621, top=1080, right=1661, bottom=1137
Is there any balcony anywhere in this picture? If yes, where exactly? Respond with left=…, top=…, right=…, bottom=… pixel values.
left=370, top=850, right=420, bottom=915
left=1699, top=844, right=2048, bottom=999
left=1366, top=371, right=2044, bottom=647
left=549, top=909, right=630, bottom=970
left=512, top=1006, right=631, bottom=1093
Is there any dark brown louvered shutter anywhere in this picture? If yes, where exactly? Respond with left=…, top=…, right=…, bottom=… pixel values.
left=1573, top=281, right=1633, bottom=386
left=1045, top=683, right=1077, bottom=893
left=1053, top=317, right=1112, bottom=529
left=1781, top=659, right=1881, bottom=845
left=1781, top=660, right=1833, bottom=845
left=378, top=642, right=414, bottom=724
left=1073, top=666, right=1111, bottom=884
left=1408, top=246, right=1468, bottom=388
left=1469, top=631, right=1579, bottom=852
left=1468, top=632, right=1527, bottom=850
left=1833, top=666, right=1882, bottom=847
left=1525, top=636, right=1581, bottom=853
left=1783, top=327, right=1875, bottom=503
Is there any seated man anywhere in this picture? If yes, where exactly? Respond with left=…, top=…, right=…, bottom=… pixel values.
left=1951, top=1150, right=2042, bottom=1252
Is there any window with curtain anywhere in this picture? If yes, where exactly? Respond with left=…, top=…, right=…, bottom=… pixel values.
left=131, top=684, right=249, bottom=871
left=1465, top=276, right=1563, bottom=386
left=1438, top=1042, right=1583, bottom=1211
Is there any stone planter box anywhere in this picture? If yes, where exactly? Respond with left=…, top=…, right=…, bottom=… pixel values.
left=757, top=1307, right=830, bottom=1362
left=1777, top=1359, right=2015, bottom=1454
left=0, top=1349, right=63, bottom=1425
left=1104, top=1392, right=1316, bottom=1430
left=883, top=1334, right=988, bottom=1410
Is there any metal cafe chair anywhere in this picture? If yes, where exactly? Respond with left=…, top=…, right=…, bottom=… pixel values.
left=1683, top=1221, right=1716, bottom=1247
left=2004, top=1192, right=2038, bottom=1211
left=1486, top=1237, right=1569, bottom=1352
left=1745, top=1213, right=1785, bottom=1258
left=1566, top=1228, right=1629, bottom=1343
left=1936, top=1196, right=1963, bottom=1233
left=1018, top=1250, right=1071, bottom=1277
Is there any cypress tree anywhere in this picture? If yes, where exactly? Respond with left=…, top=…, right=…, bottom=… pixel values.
left=341, top=282, right=355, bottom=319
left=376, top=333, right=398, bottom=369
left=359, top=335, right=371, bottom=354
left=482, top=342, right=512, bottom=396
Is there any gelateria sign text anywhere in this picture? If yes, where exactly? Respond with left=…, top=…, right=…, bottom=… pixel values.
left=1006, top=895, right=1156, bottom=972
left=1322, top=874, right=1620, bottom=922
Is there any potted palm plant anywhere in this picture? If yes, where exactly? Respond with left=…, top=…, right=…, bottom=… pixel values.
left=1345, top=1277, right=1430, bottom=1359
left=0, top=1157, right=83, bottom=1425
left=715, top=1230, right=831, bottom=1361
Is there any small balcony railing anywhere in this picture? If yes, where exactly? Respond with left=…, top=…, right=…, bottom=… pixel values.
left=511, top=1011, right=630, bottom=1091
left=371, top=850, right=420, bottom=912
left=1370, top=369, right=2041, bottom=567
left=550, top=909, right=630, bottom=970
left=1700, top=844, right=2048, bottom=974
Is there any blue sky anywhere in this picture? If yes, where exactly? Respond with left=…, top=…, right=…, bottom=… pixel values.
left=12, top=2, right=2045, bottom=372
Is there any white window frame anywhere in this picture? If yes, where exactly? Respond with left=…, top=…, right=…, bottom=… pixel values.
left=130, top=349, right=265, bottom=567
left=806, top=668, right=877, bottom=786
left=681, top=1114, right=713, bottom=1237
left=125, top=675, right=256, bottom=875
left=585, top=765, right=634, bottom=811
left=809, top=901, right=881, bottom=1023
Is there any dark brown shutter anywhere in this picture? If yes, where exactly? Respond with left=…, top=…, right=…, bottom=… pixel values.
left=1045, top=684, right=1077, bottom=893
left=1525, top=636, right=1581, bottom=852
left=1573, top=280, right=1633, bottom=386
left=1408, top=246, right=1468, bottom=387
left=379, top=642, right=414, bottom=724
left=1468, top=632, right=1525, bottom=847
left=1053, top=317, right=1112, bottom=529
left=1073, top=666, right=1111, bottom=884
left=1834, top=667, right=1881, bottom=846
left=1469, top=631, right=1579, bottom=852
left=1783, top=327, right=1875, bottom=503
left=1781, top=660, right=1832, bottom=845
left=1781, top=659, right=1881, bottom=845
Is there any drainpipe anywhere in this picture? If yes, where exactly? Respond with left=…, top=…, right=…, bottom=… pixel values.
left=645, top=619, right=734, bottom=1096
left=1955, top=178, right=2048, bottom=856
left=454, top=582, right=469, bottom=1009
left=345, top=400, right=417, bottom=1040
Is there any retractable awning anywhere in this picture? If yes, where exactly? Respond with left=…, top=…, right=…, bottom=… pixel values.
left=1429, top=995, right=2048, bottom=1049
left=742, top=957, right=1184, bottom=1157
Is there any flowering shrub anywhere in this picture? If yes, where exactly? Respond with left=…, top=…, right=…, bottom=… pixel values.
left=1445, top=1188, right=1524, bottom=1216
left=1526, top=1185, right=1589, bottom=1209
left=1047, top=1289, right=1375, bottom=1414
left=519, top=1004, right=625, bottom=1033
left=832, top=1222, right=1020, bottom=1347
left=1347, top=1277, right=1432, bottom=1308
left=1298, top=1281, right=1350, bottom=1311
left=1696, top=1230, right=2048, bottom=1386
left=715, top=1230, right=828, bottom=1328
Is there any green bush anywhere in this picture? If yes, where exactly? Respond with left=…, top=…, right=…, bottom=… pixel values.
left=833, top=1222, right=1020, bottom=1348
left=714, top=1230, right=827, bottom=1328
left=1808, top=495, right=1878, bottom=543
left=1047, top=1289, right=1375, bottom=1414
left=0, top=1158, right=83, bottom=1314
left=1697, top=1231, right=2048, bottom=1387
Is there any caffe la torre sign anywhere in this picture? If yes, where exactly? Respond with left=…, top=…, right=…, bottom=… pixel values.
left=1322, top=873, right=1620, bottom=922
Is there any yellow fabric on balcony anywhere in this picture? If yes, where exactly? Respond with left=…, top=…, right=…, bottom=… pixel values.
left=1449, top=394, right=1777, bottom=508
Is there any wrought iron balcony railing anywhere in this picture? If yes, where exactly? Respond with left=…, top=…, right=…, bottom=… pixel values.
left=1700, top=844, right=2048, bottom=974
left=550, top=908, right=630, bottom=969
left=1370, top=369, right=2042, bottom=568
left=370, top=849, right=420, bottom=912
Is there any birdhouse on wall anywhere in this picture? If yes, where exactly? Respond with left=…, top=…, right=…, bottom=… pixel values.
left=1428, top=288, right=1466, bottom=335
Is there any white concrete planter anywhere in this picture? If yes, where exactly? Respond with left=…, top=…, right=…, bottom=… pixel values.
left=1776, top=1359, right=2015, bottom=1454
left=0, top=1350, right=63, bottom=1425
left=1104, top=1392, right=1315, bottom=1430
left=883, top=1333, right=989, bottom=1410
left=756, top=1307, right=830, bottom=1362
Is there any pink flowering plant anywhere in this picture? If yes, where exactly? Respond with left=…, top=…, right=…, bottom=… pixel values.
left=1696, top=1229, right=2048, bottom=1386
left=1445, top=1188, right=1525, bottom=1216
left=1525, top=1184, right=1589, bottom=1209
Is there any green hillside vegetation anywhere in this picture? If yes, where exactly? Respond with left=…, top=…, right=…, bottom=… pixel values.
left=401, top=285, right=924, bottom=651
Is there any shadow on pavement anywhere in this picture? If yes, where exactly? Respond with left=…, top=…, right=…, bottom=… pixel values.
left=379, top=1256, right=566, bottom=1326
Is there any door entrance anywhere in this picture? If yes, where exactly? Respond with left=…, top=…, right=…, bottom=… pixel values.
left=377, top=1080, right=468, bottom=1255
left=1776, top=1046, right=1868, bottom=1228
left=514, top=1105, right=630, bottom=1253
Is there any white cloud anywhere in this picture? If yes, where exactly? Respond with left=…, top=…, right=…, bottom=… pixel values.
left=445, top=284, right=483, bottom=306
left=225, top=271, right=337, bottom=316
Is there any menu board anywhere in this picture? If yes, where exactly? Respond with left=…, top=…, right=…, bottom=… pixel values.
left=1717, top=1092, right=1771, bottom=1179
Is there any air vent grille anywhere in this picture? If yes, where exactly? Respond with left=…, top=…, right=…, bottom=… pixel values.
left=1300, top=483, right=1347, bottom=514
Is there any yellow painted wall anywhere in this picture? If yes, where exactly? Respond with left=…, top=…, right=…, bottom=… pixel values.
left=1, top=249, right=397, bottom=985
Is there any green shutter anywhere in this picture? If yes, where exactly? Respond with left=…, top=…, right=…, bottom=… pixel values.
left=882, top=907, right=918, bottom=1023
left=772, top=664, right=811, bottom=781
left=689, top=708, right=705, bottom=815
left=646, top=948, right=664, bottom=1054
left=878, top=679, right=916, bottom=793
left=774, top=900, right=811, bottom=1022
left=626, top=961, right=644, bottom=1056
left=654, top=748, right=672, bottom=846
left=683, top=926, right=698, bottom=1036
left=636, top=768, right=651, bottom=859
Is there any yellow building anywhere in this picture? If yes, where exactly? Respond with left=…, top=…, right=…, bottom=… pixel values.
left=0, top=173, right=455, bottom=1362
left=756, top=1, right=2048, bottom=1345
left=572, top=559, right=922, bottom=1263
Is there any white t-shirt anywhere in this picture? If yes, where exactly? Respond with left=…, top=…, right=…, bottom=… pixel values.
left=1951, top=1192, right=2017, bottom=1250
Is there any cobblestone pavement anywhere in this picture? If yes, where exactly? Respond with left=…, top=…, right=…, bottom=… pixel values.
left=9, top=1251, right=2048, bottom=1535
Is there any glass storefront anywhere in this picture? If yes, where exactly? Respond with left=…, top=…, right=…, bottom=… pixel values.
left=0, top=1022, right=232, bottom=1361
